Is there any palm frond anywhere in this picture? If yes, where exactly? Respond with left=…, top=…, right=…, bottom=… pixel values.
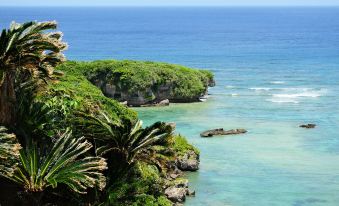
left=0, top=20, right=67, bottom=86
left=76, top=111, right=174, bottom=165
left=8, top=130, right=107, bottom=194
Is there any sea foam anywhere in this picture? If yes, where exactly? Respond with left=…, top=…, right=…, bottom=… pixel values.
left=267, top=88, right=327, bottom=103
left=270, top=81, right=285, bottom=84
left=249, top=87, right=272, bottom=91
left=266, top=98, right=299, bottom=104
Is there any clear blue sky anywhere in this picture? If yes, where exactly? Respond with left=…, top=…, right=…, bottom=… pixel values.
left=2, top=0, right=339, bottom=6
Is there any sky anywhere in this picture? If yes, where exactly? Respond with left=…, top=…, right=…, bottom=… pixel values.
left=1, top=0, right=339, bottom=6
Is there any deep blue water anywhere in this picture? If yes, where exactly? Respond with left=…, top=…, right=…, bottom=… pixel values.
left=1, top=7, right=339, bottom=206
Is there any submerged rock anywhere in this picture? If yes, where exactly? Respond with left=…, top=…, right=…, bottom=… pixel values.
left=300, top=124, right=316, bottom=129
left=176, top=150, right=199, bottom=171
left=200, top=128, right=247, bottom=137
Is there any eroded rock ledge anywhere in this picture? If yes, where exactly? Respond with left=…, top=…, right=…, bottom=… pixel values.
left=93, top=77, right=215, bottom=106
left=200, top=128, right=247, bottom=137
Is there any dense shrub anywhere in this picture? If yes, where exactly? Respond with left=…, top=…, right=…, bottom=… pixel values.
left=57, top=60, right=214, bottom=100
left=38, top=61, right=137, bottom=126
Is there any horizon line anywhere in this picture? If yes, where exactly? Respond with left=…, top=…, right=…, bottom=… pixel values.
left=1, top=5, right=339, bottom=7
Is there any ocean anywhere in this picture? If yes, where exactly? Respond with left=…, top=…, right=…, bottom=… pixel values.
left=1, top=7, right=339, bottom=206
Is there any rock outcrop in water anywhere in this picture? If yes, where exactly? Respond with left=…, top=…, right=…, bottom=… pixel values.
left=200, top=128, right=247, bottom=137
left=83, top=60, right=215, bottom=106
left=299, top=124, right=316, bottom=129
left=176, top=150, right=200, bottom=171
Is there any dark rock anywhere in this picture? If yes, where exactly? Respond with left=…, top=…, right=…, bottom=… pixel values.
left=141, top=99, right=171, bottom=107
left=186, top=189, right=195, bottom=196
left=200, top=128, right=247, bottom=137
left=176, top=150, right=199, bottom=171
left=300, top=124, right=316, bottom=129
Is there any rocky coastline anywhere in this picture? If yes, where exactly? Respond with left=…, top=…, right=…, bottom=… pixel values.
left=94, top=78, right=215, bottom=107
left=165, top=149, right=200, bottom=204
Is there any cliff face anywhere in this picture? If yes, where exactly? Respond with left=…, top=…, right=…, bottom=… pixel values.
left=84, top=60, right=215, bottom=106
left=92, top=78, right=215, bottom=106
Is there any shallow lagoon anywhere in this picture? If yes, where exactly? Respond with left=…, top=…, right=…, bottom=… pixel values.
left=136, top=82, right=339, bottom=205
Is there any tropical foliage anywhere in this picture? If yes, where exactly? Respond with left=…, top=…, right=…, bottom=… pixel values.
left=0, top=21, right=200, bottom=206
left=77, top=111, right=173, bottom=165
left=107, top=162, right=172, bottom=206
left=0, top=20, right=67, bottom=125
left=5, top=130, right=107, bottom=194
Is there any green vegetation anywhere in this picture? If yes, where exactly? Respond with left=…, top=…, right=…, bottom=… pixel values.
left=172, top=134, right=200, bottom=156
left=55, top=60, right=214, bottom=104
left=76, top=112, right=173, bottom=164
left=0, top=21, right=201, bottom=206
left=0, top=21, right=67, bottom=126
left=10, top=130, right=106, bottom=193
left=107, top=162, right=172, bottom=206
left=39, top=61, right=137, bottom=122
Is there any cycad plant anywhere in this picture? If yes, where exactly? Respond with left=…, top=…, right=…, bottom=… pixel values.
left=2, top=129, right=107, bottom=204
left=15, top=81, right=53, bottom=144
left=0, top=127, right=21, bottom=177
left=0, top=21, right=67, bottom=125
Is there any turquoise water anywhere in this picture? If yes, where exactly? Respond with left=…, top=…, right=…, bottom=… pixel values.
left=1, top=7, right=339, bottom=206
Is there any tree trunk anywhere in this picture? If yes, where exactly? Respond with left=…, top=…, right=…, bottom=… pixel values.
left=0, top=72, right=16, bottom=126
